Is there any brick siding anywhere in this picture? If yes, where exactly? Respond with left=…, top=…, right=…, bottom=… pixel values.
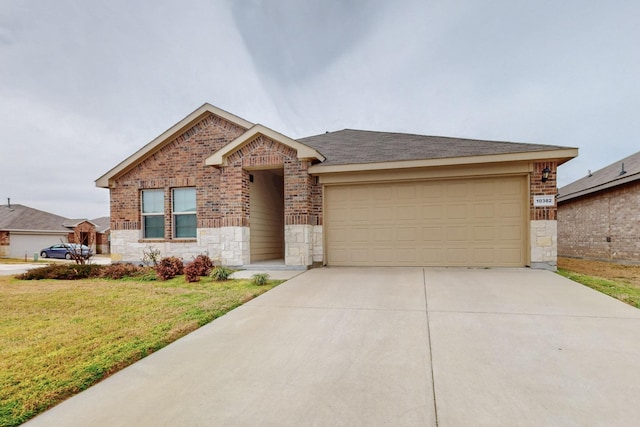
left=0, top=231, right=9, bottom=246
left=530, top=161, right=558, bottom=220
left=558, top=180, right=640, bottom=261
left=110, top=113, right=247, bottom=235
left=109, top=114, right=321, bottom=239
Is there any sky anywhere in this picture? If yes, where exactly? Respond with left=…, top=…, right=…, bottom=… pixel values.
left=1, top=0, right=638, bottom=219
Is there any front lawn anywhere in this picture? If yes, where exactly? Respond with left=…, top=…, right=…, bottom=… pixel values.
left=558, top=257, right=640, bottom=309
left=0, top=275, right=281, bottom=427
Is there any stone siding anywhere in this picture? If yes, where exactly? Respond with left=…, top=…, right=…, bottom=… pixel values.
left=530, top=220, right=557, bottom=270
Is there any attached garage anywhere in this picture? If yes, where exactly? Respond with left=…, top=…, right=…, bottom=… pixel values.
left=325, top=175, right=527, bottom=267
left=8, top=232, right=68, bottom=259
left=303, top=129, right=579, bottom=270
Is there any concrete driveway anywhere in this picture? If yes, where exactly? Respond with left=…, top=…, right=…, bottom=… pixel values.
left=24, top=268, right=640, bottom=426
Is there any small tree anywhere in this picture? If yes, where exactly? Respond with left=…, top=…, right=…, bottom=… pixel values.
left=64, top=226, right=96, bottom=265
left=142, top=247, right=161, bottom=267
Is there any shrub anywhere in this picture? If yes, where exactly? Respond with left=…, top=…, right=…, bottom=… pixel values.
left=193, top=254, right=214, bottom=276
left=252, top=273, right=270, bottom=286
left=210, top=266, right=233, bottom=281
left=155, top=257, right=184, bottom=281
left=17, top=264, right=103, bottom=280
left=99, top=264, right=148, bottom=280
left=184, top=261, right=201, bottom=283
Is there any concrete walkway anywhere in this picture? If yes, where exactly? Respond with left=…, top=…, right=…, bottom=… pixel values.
left=24, top=268, right=640, bottom=426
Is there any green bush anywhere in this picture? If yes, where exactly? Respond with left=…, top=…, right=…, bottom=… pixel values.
left=210, top=266, right=233, bottom=281
left=252, top=273, right=270, bottom=286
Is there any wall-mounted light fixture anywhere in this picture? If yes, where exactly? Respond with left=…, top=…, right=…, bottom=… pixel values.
left=541, top=167, right=551, bottom=182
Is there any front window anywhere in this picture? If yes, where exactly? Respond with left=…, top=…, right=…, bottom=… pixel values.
left=172, top=188, right=196, bottom=238
left=142, top=190, right=164, bottom=238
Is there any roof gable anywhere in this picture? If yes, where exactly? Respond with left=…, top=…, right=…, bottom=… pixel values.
left=96, top=103, right=254, bottom=188
left=205, top=124, right=325, bottom=166
left=558, top=150, right=640, bottom=202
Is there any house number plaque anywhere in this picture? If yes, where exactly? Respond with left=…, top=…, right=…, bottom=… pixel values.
left=533, top=195, right=555, bottom=207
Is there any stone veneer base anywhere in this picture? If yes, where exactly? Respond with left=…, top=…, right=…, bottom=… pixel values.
left=530, top=220, right=557, bottom=271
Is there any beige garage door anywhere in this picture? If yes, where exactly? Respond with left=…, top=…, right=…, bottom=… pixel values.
left=325, top=176, right=527, bottom=267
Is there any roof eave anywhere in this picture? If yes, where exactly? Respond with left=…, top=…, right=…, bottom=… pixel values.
left=96, top=103, right=254, bottom=188
left=308, top=148, right=578, bottom=174
left=4, top=229, right=70, bottom=234
left=558, top=172, right=640, bottom=203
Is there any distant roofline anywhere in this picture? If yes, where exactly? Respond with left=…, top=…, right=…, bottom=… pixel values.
left=558, top=171, right=640, bottom=202
left=558, top=150, right=640, bottom=203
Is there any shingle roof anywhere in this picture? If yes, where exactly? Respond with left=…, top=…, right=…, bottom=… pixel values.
left=298, top=129, right=573, bottom=166
left=0, top=204, right=71, bottom=232
left=558, top=150, right=640, bottom=203
left=91, top=216, right=111, bottom=233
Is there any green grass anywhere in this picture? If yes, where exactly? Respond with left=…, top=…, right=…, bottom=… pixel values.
left=557, top=268, right=640, bottom=309
left=0, top=275, right=282, bottom=427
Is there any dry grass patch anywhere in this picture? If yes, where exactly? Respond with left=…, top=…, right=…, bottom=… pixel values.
left=557, top=257, right=640, bottom=309
left=0, top=275, right=281, bottom=427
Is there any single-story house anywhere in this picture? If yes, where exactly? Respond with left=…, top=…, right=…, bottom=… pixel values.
left=0, top=202, right=100, bottom=259
left=96, top=103, right=577, bottom=270
left=558, top=150, right=640, bottom=262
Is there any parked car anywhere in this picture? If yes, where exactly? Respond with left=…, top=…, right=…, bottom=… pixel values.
left=40, top=244, right=93, bottom=260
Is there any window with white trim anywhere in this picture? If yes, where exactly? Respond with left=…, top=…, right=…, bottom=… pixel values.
left=172, top=188, right=196, bottom=238
left=142, top=190, right=164, bottom=239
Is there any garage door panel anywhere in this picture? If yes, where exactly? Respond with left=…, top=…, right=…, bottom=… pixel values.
left=500, top=225, right=522, bottom=240
left=499, top=248, right=523, bottom=264
left=447, top=182, right=468, bottom=198
left=423, top=226, right=444, bottom=241
left=473, top=181, right=495, bottom=196
left=473, top=226, right=496, bottom=241
left=349, top=248, right=370, bottom=263
left=374, top=206, right=393, bottom=221
left=445, top=248, right=470, bottom=264
left=350, top=187, right=370, bottom=201
left=397, top=206, right=418, bottom=220
left=325, top=176, right=526, bottom=267
left=398, top=185, right=417, bottom=199
left=499, top=202, right=522, bottom=219
left=446, top=226, right=469, bottom=241
left=397, top=227, right=419, bottom=241
left=447, top=204, right=469, bottom=219
left=474, top=203, right=495, bottom=218
left=422, top=205, right=443, bottom=219
left=350, top=207, right=370, bottom=222
left=374, top=186, right=393, bottom=200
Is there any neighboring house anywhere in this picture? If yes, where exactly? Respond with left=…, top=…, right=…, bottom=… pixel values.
left=96, top=103, right=577, bottom=270
left=91, top=216, right=111, bottom=254
left=558, top=151, right=640, bottom=262
left=0, top=202, right=99, bottom=259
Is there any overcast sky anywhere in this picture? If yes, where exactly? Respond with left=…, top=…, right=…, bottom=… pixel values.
left=1, top=0, right=638, bottom=219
